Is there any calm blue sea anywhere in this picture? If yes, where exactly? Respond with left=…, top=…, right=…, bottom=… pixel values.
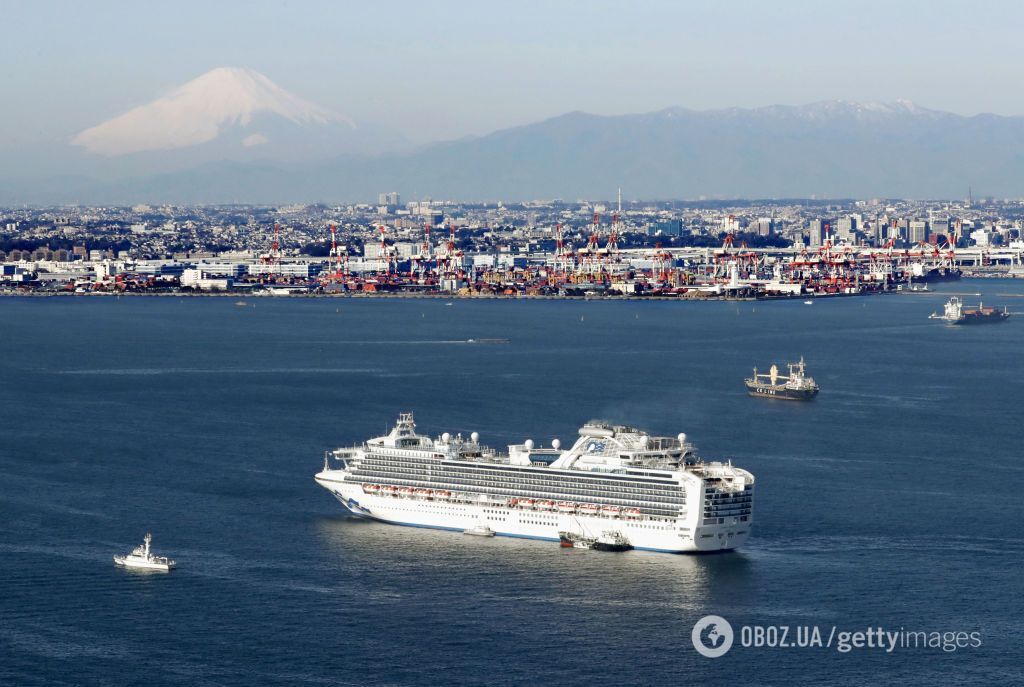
left=2, top=283, right=1023, bottom=686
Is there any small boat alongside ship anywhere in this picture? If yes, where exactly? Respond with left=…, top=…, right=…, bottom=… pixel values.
left=114, top=533, right=176, bottom=571
left=463, top=524, right=495, bottom=537
left=929, top=296, right=1009, bottom=325
left=558, top=530, right=633, bottom=552
left=745, top=358, right=819, bottom=401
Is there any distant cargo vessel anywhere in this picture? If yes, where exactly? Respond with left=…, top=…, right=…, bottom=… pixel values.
left=930, top=296, right=1009, bottom=325
left=315, top=413, right=754, bottom=553
left=745, top=358, right=819, bottom=401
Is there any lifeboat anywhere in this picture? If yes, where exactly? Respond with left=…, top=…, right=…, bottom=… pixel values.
left=433, top=490, right=452, bottom=500
left=398, top=486, right=415, bottom=496
left=382, top=485, right=398, bottom=495
left=556, top=501, right=577, bottom=513
left=519, top=498, right=536, bottom=509
left=622, top=507, right=642, bottom=518
left=578, top=503, right=599, bottom=515
left=508, top=498, right=519, bottom=507
left=362, top=484, right=380, bottom=494
left=414, top=488, right=433, bottom=498
left=537, top=500, right=556, bottom=511
left=600, top=505, right=622, bottom=517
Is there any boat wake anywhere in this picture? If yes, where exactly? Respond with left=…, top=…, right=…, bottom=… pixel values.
left=55, top=367, right=383, bottom=376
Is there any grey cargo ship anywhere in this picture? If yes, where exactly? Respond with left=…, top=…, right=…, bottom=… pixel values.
left=745, top=358, right=819, bottom=401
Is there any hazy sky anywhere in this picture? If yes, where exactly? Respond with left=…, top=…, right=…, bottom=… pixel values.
left=4, top=0, right=1024, bottom=148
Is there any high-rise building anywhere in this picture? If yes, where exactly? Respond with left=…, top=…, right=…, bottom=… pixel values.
left=909, top=220, right=928, bottom=244
left=753, top=218, right=774, bottom=236
left=378, top=192, right=401, bottom=207
left=929, top=216, right=950, bottom=242
left=807, top=219, right=826, bottom=247
left=652, top=219, right=684, bottom=236
left=836, top=216, right=857, bottom=242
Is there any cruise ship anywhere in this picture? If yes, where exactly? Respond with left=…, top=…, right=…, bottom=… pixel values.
left=314, top=413, right=754, bottom=553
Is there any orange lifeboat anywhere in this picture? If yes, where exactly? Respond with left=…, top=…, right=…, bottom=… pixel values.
left=578, top=503, right=599, bottom=515
left=600, top=505, right=622, bottom=517
left=556, top=502, right=577, bottom=513
left=362, top=484, right=380, bottom=494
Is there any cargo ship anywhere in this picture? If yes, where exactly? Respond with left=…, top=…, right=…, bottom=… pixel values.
left=745, top=357, right=819, bottom=401
left=930, top=296, right=1009, bottom=324
left=315, top=413, right=754, bottom=553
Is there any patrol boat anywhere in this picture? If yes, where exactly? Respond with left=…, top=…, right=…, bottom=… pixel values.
left=315, top=413, right=754, bottom=553
left=745, top=357, right=819, bottom=401
left=114, top=533, right=176, bottom=571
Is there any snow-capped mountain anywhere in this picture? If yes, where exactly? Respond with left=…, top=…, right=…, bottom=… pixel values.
left=73, top=67, right=352, bottom=156
left=68, top=68, right=403, bottom=170
left=8, top=97, right=1024, bottom=203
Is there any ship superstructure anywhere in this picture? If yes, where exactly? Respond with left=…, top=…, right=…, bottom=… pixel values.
left=314, top=413, right=754, bottom=553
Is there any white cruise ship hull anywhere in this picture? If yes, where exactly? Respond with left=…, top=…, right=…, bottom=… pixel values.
left=316, top=473, right=750, bottom=553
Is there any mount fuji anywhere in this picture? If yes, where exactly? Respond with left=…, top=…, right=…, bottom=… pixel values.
left=67, top=67, right=404, bottom=172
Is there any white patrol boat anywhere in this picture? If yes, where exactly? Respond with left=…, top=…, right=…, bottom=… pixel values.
left=114, top=533, right=176, bottom=571
left=315, top=413, right=754, bottom=553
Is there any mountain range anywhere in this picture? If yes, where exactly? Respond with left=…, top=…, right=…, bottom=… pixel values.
left=4, top=68, right=1024, bottom=204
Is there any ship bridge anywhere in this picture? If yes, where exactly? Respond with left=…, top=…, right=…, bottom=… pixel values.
left=549, top=421, right=697, bottom=473
left=360, top=412, right=497, bottom=461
